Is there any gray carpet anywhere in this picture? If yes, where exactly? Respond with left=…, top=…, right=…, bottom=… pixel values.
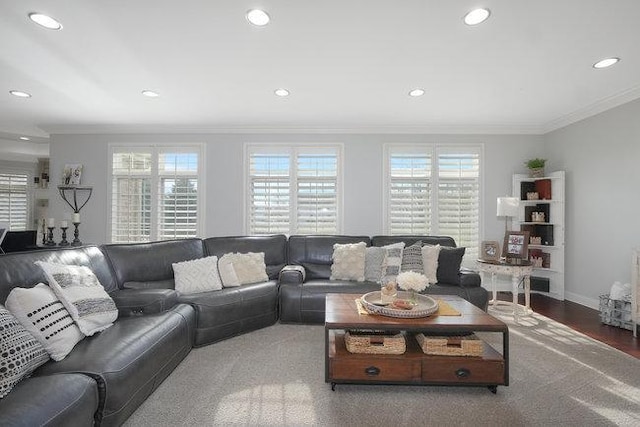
left=124, top=312, right=640, bottom=426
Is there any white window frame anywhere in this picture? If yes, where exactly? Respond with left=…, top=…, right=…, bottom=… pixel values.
left=383, top=144, right=483, bottom=264
left=244, top=143, right=344, bottom=235
left=0, top=167, right=33, bottom=231
left=107, top=143, right=205, bottom=243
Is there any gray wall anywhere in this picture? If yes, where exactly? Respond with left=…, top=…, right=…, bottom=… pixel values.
left=545, top=97, right=640, bottom=308
left=47, top=133, right=543, bottom=251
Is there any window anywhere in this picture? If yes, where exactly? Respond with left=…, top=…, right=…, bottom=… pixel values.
left=246, top=144, right=342, bottom=235
left=0, top=172, right=29, bottom=230
left=109, top=145, right=202, bottom=243
left=385, top=145, right=481, bottom=262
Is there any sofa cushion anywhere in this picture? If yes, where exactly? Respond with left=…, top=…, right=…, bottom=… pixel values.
left=330, top=242, right=366, bottom=282
left=436, top=246, right=466, bottom=284
left=421, top=244, right=441, bottom=285
left=35, top=261, right=118, bottom=336
left=172, top=256, right=223, bottom=294
left=401, top=241, right=423, bottom=274
left=0, top=306, right=50, bottom=398
left=5, top=284, right=84, bottom=361
left=288, top=235, right=371, bottom=280
left=0, top=373, right=98, bottom=427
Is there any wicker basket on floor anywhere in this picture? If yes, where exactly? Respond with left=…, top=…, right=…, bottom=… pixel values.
left=344, top=331, right=406, bottom=355
left=415, top=333, right=483, bottom=357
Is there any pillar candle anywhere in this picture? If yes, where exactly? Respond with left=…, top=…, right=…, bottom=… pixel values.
left=60, top=220, right=68, bottom=228
left=73, top=213, right=80, bottom=223
left=47, top=218, right=55, bottom=227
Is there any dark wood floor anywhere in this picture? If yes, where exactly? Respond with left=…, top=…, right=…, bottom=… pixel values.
left=499, top=292, right=639, bottom=359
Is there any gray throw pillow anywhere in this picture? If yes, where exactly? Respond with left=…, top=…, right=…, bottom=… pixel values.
left=401, top=241, right=424, bottom=274
left=364, top=247, right=386, bottom=282
left=436, top=247, right=466, bottom=284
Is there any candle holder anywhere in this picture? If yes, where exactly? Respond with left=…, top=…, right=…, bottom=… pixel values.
left=71, top=222, right=82, bottom=246
left=59, top=227, right=70, bottom=246
left=41, top=220, right=47, bottom=245
left=45, top=227, right=56, bottom=246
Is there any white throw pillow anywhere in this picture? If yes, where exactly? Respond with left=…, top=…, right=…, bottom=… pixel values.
left=218, top=252, right=268, bottom=287
left=5, top=284, right=84, bottom=361
left=364, top=246, right=386, bottom=282
left=35, top=261, right=118, bottom=336
left=172, top=256, right=223, bottom=294
left=0, top=306, right=50, bottom=398
left=421, top=244, right=441, bottom=285
left=381, top=242, right=405, bottom=283
left=330, top=242, right=366, bottom=282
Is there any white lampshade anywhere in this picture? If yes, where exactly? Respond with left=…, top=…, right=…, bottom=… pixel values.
left=497, top=197, right=519, bottom=217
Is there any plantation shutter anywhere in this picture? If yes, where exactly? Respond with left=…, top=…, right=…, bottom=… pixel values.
left=388, top=150, right=432, bottom=234
left=158, top=150, right=199, bottom=240
left=247, top=145, right=341, bottom=235
left=437, top=150, right=480, bottom=261
left=111, top=150, right=152, bottom=243
left=249, top=152, right=291, bottom=234
left=296, top=151, right=338, bottom=234
left=0, top=173, right=29, bottom=230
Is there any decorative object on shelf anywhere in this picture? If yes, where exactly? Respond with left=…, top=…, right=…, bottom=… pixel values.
left=41, top=219, right=46, bottom=245
left=531, top=212, right=546, bottom=223
left=71, top=221, right=82, bottom=246
left=480, top=240, right=500, bottom=262
left=530, top=236, right=542, bottom=245
left=526, top=192, right=539, bottom=200
left=59, top=221, right=69, bottom=247
left=502, top=231, right=530, bottom=265
left=497, top=196, right=519, bottom=233
left=360, top=291, right=439, bottom=318
left=524, top=158, right=546, bottom=178
left=58, top=186, right=92, bottom=247
left=396, top=271, right=429, bottom=304
left=62, top=164, right=83, bottom=185
left=45, top=226, right=56, bottom=246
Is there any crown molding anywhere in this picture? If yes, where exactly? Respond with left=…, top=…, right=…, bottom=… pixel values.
left=541, top=84, right=640, bottom=134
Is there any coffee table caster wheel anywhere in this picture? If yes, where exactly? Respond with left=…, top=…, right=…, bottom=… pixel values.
left=488, top=385, right=497, bottom=394
left=331, top=382, right=336, bottom=391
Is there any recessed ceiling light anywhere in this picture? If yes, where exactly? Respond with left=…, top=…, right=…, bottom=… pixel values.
left=408, top=88, right=425, bottom=97
left=141, top=90, right=159, bottom=97
left=464, top=8, right=490, bottom=26
left=9, top=90, right=32, bottom=98
left=28, top=13, right=63, bottom=30
left=274, top=88, right=290, bottom=97
left=19, top=136, right=31, bottom=141
left=593, top=57, right=620, bottom=69
left=246, top=9, right=270, bottom=26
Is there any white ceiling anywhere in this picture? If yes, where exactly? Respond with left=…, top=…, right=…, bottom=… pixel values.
left=2, top=0, right=640, bottom=141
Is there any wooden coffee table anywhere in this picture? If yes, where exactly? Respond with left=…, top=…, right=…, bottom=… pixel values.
left=325, top=293, right=509, bottom=393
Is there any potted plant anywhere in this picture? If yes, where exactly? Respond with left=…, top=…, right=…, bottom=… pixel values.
left=524, top=158, right=546, bottom=178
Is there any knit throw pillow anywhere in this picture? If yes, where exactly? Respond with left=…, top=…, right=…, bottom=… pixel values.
left=218, top=252, right=269, bottom=287
left=0, top=306, right=50, bottom=398
left=330, top=242, right=366, bottom=282
left=35, top=261, right=118, bottom=336
left=421, top=244, right=441, bottom=285
left=173, top=256, right=223, bottom=294
left=401, top=241, right=424, bottom=274
left=381, top=242, right=405, bottom=283
left=364, top=246, right=386, bottom=283
left=5, top=284, right=84, bottom=361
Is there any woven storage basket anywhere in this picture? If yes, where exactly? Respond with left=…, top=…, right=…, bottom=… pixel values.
left=415, top=333, right=483, bottom=357
left=344, top=331, right=406, bottom=355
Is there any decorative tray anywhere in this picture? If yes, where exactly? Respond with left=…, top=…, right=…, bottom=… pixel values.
left=360, top=291, right=439, bottom=318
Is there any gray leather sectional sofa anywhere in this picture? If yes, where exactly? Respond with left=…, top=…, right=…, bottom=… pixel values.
left=0, top=234, right=486, bottom=426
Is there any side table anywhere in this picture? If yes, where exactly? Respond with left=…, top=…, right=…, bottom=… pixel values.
left=477, top=260, right=533, bottom=321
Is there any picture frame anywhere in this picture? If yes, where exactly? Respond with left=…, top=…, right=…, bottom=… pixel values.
left=480, top=240, right=500, bottom=262
left=63, top=164, right=83, bottom=185
left=502, top=231, right=530, bottom=263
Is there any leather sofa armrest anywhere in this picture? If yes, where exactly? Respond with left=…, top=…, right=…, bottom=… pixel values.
left=279, top=265, right=306, bottom=285
left=459, top=269, right=481, bottom=288
left=110, top=288, right=179, bottom=317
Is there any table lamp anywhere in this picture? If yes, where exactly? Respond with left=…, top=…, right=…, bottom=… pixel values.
left=497, top=196, right=519, bottom=233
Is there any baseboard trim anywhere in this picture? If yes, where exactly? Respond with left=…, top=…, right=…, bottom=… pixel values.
left=565, top=291, right=599, bottom=311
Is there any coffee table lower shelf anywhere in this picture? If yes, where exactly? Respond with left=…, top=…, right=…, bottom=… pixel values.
left=327, top=331, right=506, bottom=393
